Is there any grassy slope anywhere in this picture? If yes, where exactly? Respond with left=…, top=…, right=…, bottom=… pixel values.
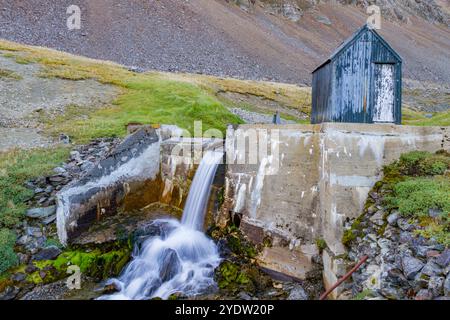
left=402, top=108, right=450, bottom=126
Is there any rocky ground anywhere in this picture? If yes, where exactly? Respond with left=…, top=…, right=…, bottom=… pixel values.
left=0, top=53, right=119, bottom=151
left=229, top=108, right=296, bottom=124
left=0, top=138, right=122, bottom=300
left=1, top=0, right=449, bottom=85
left=343, top=151, right=450, bottom=300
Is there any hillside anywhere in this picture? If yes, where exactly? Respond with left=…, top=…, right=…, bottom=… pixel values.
left=0, top=0, right=449, bottom=86
left=0, top=39, right=448, bottom=151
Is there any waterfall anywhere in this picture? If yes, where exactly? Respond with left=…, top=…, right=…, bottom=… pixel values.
left=99, top=150, right=223, bottom=300
left=182, top=151, right=224, bottom=230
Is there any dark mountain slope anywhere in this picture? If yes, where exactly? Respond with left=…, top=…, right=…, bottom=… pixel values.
left=0, top=0, right=449, bottom=85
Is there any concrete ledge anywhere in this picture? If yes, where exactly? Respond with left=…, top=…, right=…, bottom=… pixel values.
left=57, top=128, right=161, bottom=245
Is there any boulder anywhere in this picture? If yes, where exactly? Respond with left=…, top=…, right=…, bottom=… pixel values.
left=436, top=249, right=450, bottom=268
left=0, top=286, right=19, bottom=300
left=386, top=211, right=399, bottom=226
left=421, top=260, right=443, bottom=277
left=428, top=276, right=444, bottom=297
left=415, top=289, right=433, bottom=300
left=397, top=218, right=414, bottom=231
left=159, top=249, right=182, bottom=282
left=287, top=284, right=308, bottom=300
left=26, top=206, right=56, bottom=219
left=32, top=246, right=62, bottom=261
left=402, top=256, right=424, bottom=280
left=444, top=274, right=450, bottom=296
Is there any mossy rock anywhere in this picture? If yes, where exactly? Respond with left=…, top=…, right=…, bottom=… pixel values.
left=47, top=247, right=131, bottom=280
left=9, top=246, right=131, bottom=287
left=216, top=261, right=254, bottom=292
left=226, top=234, right=257, bottom=258
left=215, top=260, right=273, bottom=296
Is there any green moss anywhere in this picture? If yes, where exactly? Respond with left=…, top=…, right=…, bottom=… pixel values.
left=379, top=151, right=450, bottom=246
left=44, top=238, right=63, bottom=249
left=217, top=187, right=225, bottom=208
left=226, top=234, right=257, bottom=258
left=217, top=261, right=252, bottom=289
left=342, top=216, right=364, bottom=247
left=0, top=229, right=18, bottom=274
left=26, top=247, right=131, bottom=284
left=315, top=238, right=327, bottom=252
left=415, top=220, right=450, bottom=247
left=262, top=236, right=273, bottom=248
left=385, top=150, right=450, bottom=178
left=27, top=271, right=44, bottom=284
left=342, top=229, right=356, bottom=247
left=384, top=177, right=449, bottom=218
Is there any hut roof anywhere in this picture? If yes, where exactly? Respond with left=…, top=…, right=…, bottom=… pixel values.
left=311, top=24, right=402, bottom=74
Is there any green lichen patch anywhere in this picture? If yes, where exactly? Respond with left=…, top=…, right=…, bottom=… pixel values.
left=215, top=259, right=274, bottom=297
left=7, top=246, right=131, bottom=288
left=315, top=238, right=327, bottom=252
left=47, top=247, right=131, bottom=279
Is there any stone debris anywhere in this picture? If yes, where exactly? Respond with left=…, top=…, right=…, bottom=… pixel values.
left=346, top=190, right=449, bottom=300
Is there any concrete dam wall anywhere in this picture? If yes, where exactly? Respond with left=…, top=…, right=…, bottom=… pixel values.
left=221, top=123, right=449, bottom=291
left=56, top=122, right=449, bottom=298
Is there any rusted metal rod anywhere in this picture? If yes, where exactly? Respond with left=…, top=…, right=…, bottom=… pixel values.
left=319, top=255, right=369, bottom=300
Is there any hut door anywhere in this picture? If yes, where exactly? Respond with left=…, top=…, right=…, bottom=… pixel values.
left=373, top=64, right=395, bottom=123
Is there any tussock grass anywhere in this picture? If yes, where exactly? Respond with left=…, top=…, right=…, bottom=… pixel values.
left=0, top=39, right=243, bottom=143
left=160, top=72, right=312, bottom=115
left=0, top=38, right=448, bottom=143
left=0, top=68, right=22, bottom=80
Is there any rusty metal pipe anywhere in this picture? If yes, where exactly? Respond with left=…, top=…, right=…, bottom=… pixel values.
left=319, top=255, right=369, bottom=300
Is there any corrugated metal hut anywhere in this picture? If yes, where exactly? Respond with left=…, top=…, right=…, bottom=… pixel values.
left=311, top=24, right=402, bottom=124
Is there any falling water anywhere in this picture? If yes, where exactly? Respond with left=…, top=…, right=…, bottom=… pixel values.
left=99, top=150, right=223, bottom=300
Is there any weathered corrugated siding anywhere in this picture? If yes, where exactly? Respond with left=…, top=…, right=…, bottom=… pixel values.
left=311, top=25, right=402, bottom=125
left=331, top=30, right=372, bottom=123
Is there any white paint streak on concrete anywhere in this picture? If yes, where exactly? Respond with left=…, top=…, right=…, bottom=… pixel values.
left=329, top=174, right=378, bottom=187
left=249, top=157, right=268, bottom=219
left=234, top=183, right=247, bottom=213
left=357, top=134, right=385, bottom=166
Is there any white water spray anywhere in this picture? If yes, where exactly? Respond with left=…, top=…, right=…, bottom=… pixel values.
left=99, top=150, right=223, bottom=300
